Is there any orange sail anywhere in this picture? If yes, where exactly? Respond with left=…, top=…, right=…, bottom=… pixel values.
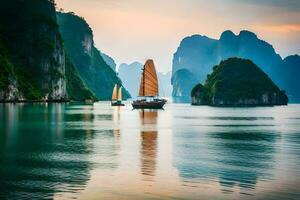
left=139, top=59, right=159, bottom=97
left=112, top=84, right=118, bottom=100
left=118, top=86, right=122, bottom=101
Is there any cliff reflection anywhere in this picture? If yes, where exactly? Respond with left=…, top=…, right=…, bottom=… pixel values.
left=173, top=128, right=278, bottom=194
left=139, top=110, right=158, bottom=180
left=212, top=131, right=277, bottom=190
left=0, top=104, right=94, bottom=200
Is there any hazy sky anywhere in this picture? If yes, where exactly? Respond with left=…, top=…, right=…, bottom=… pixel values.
left=56, top=0, right=300, bottom=73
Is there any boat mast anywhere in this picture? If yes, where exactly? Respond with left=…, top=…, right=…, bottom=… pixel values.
left=143, top=64, right=145, bottom=97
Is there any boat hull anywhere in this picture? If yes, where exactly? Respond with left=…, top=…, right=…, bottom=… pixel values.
left=132, top=99, right=166, bottom=109
left=111, top=102, right=125, bottom=106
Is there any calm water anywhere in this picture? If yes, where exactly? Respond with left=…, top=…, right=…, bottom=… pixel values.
left=1, top=102, right=300, bottom=200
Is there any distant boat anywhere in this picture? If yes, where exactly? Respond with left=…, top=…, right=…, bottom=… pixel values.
left=132, top=59, right=167, bottom=109
left=84, top=99, right=94, bottom=104
left=111, top=84, right=125, bottom=106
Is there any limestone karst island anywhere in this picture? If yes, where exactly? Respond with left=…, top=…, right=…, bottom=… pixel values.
left=191, top=58, right=288, bottom=106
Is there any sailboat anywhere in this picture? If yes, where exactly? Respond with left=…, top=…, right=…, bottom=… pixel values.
left=111, top=84, right=125, bottom=106
left=132, top=59, right=167, bottom=109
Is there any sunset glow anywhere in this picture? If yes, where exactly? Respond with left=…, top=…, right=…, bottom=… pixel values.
left=55, top=0, right=300, bottom=73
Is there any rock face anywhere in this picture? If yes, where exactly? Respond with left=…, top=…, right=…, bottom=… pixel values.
left=0, top=48, right=22, bottom=101
left=65, top=56, right=96, bottom=101
left=191, top=58, right=288, bottom=106
left=172, top=30, right=299, bottom=102
left=57, top=12, right=130, bottom=100
left=101, top=53, right=116, bottom=72
left=275, top=55, right=300, bottom=103
left=172, top=69, right=198, bottom=102
left=0, top=0, right=96, bottom=102
left=0, top=0, right=67, bottom=101
left=158, top=72, right=172, bottom=97
left=118, top=62, right=143, bottom=99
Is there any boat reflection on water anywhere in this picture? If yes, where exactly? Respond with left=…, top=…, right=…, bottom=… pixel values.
left=139, top=110, right=158, bottom=181
left=112, top=106, right=121, bottom=133
left=139, top=109, right=158, bottom=124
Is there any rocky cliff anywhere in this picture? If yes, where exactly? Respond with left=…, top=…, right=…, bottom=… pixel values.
left=0, top=0, right=68, bottom=101
left=65, top=56, right=96, bottom=101
left=172, top=30, right=299, bottom=102
left=57, top=12, right=130, bottom=100
left=275, top=55, right=300, bottom=103
left=0, top=0, right=96, bottom=102
left=172, top=69, right=198, bottom=102
left=158, top=72, right=172, bottom=98
left=191, top=58, right=288, bottom=106
left=101, top=52, right=116, bottom=72
left=118, top=62, right=143, bottom=99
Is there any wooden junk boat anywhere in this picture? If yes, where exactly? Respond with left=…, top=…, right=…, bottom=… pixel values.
left=132, top=59, right=167, bottom=109
left=111, top=84, right=125, bottom=106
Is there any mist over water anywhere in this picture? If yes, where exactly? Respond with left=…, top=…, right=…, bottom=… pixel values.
left=1, top=102, right=300, bottom=199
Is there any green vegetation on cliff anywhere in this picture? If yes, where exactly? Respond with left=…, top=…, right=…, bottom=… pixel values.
left=0, top=0, right=66, bottom=101
left=0, top=38, right=13, bottom=91
left=0, top=0, right=98, bottom=102
left=57, top=12, right=130, bottom=100
left=1, top=27, right=42, bottom=100
left=191, top=58, right=288, bottom=106
left=65, top=56, right=96, bottom=101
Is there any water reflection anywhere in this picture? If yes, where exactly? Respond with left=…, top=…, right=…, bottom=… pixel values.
left=1, top=103, right=300, bottom=199
left=139, top=110, right=158, bottom=181
left=0, top=103, right=93, bottom=199
left=212, top=131, right=277, bottom=192
left=173, top=115, right=278, bottom=196
left=112, top=106, right=121, bottom=138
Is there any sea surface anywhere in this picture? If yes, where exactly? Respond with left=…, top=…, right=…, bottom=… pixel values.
left=1, top=102, right=300, bottom=200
